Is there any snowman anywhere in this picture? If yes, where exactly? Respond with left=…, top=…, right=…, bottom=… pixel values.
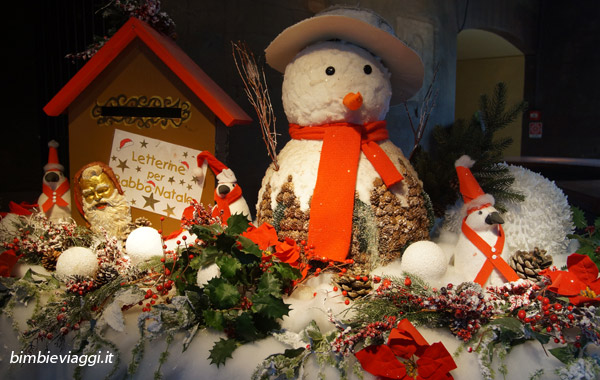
left=256, top=7, right=431, bottom=272
left=449, top=155, right=520, bottom=286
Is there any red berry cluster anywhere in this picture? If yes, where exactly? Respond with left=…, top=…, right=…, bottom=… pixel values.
left=331, top=315, right=398, bottom=356
left=66, top=278, right=96, bottom=296
left=515, top=295, right=597, bottom=346
left=138, top=280, right=174, bottom=312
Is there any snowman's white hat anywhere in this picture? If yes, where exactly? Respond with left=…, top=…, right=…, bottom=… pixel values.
left=265, top=6, right=424, bottom=104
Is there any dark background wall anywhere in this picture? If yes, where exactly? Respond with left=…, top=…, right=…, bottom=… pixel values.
left=1, top=0, right=598, bottom=216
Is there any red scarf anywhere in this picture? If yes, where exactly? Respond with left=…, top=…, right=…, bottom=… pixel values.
left=41, top=179, right=70, bottom=212
left=289, top=121, right=404, bottom=262
left=212, top=184, right=243, bottom=223
left=461, top=219, right=519, bottom=286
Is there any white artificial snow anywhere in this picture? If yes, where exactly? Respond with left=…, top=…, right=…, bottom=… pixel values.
left=55, top=246, right=98, bottom=278
left=196, top=263, right=221, bottom=287
left=125, top=226, right=163, bottom=265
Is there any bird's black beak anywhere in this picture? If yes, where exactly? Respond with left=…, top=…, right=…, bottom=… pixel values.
left=217, top=184, right=231, bottom=197
left=485, top=211, right=504, bottom=225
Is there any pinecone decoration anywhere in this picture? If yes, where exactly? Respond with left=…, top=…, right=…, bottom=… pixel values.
left=333, top=273, right=372, bottom=299
left=95, top=263, right=119, bottom=287
left=41, top=250, right=62, bottom=271
left=509, top=247, right=553, bottom=282
left=133, top=217, right=152, bottom=227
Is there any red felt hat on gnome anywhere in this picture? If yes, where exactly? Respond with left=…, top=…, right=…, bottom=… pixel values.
left=455, top=155, right=495, bottom=215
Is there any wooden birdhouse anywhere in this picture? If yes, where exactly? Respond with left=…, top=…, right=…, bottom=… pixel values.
left=44, top=17, right=252, bottom=234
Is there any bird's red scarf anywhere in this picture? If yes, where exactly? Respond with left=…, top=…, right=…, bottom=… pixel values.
left=289, top=121, right=403, bottom=262
left=212, top=185, right=243, bottom=223
left=461, top=218, right=519, bottom=286
left=40, top=179, right=70, bottom=213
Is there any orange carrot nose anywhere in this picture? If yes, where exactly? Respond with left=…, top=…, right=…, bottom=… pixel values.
left=343, top=92, right=363, bottom=111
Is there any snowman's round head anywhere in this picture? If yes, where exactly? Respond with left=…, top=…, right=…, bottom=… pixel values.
left=282, top=41, right=391, bottom=125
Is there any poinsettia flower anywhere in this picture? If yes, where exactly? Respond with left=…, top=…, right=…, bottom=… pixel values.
left=355, top=319, right=456, bottom=380
left=388, top=318, right=430, bottom=359
left=0, top=249, right=19, bottom=277
left=274, top=237, right=300, bottom=265
left=241, top=223, right=279, bottom=250
left=540, top=253, right=600, bottom=305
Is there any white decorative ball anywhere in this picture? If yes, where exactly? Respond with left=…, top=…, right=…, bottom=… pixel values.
left=55, top=247, right=98, bottom=278
left=197, top=263, right=220, bottom=287
left=400, top=241, right=448, bottom=282
left=126, top=227, right=163, bottom=265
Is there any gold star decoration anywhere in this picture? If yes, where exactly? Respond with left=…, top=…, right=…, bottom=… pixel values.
left=162, top=204, right=175, bottom=218
left=179, top=179, right=185, bottom=185
left=183, top=152, right=188, bottom=158
left=168, top=176, right=175, bottom=184
left=116, top=159, right=129, bottom=172
left=142, top=193, right=160, bottom=210
left=187, top=184, right=192, bottom=190
left=130, top=199, right=137, bottom=205
left=136, top=166, right=142, bottom=172
left=111, top=155, right=117, bottom=161
left=140, top=140, right=148, bottom=148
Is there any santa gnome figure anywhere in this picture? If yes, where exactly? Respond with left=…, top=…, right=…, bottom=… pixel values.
left=38, top=140, right=71, bottom=221
left=452, top=155, right=519, bottom=286
left=195, top=151, right=251, bottom=223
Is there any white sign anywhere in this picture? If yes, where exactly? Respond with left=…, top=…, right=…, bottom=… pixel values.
left=109, top=129, right=208, bottom=219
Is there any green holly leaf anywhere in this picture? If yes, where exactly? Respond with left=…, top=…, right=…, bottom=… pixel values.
left=226, top=214, right=251, bottom=235
left=251, top=293, right=290, bottom=319
left=204, top=278, right=240, bottom=309
left=490, top=317, right=523, bottom=333
left=571, top=206, right=588, bottom=230
left=237, top=236, right=263, bottom=258
left=257, top=272, right=282, bottom=297
left=273, top=263, right=302, bottom=282
left=208, top=338, right=240, bottom=367
left=185, top=289, right=208, bottom=313
left=203, top=309, right=225, bottom=330
left=524, top=325, right=550, bottom=344
left=216, top=233, right=238, bottom=253
left=216, top=255, right=242, bottom=279
left=282, top=347, right=306, bottom=358
left=549, top=346, right=577, bottom=365
left=191, top=224, right=222, bottom=240
left=234, top=312, right=263, bottom=342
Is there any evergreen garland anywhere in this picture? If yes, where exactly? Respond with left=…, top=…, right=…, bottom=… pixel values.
left=412, top=82, right=527, bottom=215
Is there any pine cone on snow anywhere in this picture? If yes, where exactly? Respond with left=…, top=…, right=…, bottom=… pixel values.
left=94, top=263, right=119, bottom=287
left=509, top=247, right=553, bottom=282
left=41, top=250, right=62, bottom=271
left=333, top=273, right=372, bottom=299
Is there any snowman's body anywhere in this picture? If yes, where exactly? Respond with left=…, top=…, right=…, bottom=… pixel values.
left=256, top=41, right=430, bottom=269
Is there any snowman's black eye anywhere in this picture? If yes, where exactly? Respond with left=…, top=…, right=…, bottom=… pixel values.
left=363, top=65, right=372, bottom=74
left=478, top=211, right=483, bottom=215
left=325, top=66, right=335, bottom=75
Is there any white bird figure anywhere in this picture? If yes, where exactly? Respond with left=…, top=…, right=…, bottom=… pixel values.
left=451, top=155, right=519, bottom=287
left=256, top=6, right=429, bottom=265
left=37, top=140, right=71, bottom=221
left=195, top=151, right=251, bottom=223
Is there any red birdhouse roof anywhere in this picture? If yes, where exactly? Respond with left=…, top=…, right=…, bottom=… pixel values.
left=44, top=17, right=252, bottom=127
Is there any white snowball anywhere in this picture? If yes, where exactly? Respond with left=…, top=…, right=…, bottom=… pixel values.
left=126, top=226, right=163, bottom=265
left=399, top=241, right=448, bottom=284
left=55, top=247, right=98, bottom=278
left=196, top=263, right=220, bottom=287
